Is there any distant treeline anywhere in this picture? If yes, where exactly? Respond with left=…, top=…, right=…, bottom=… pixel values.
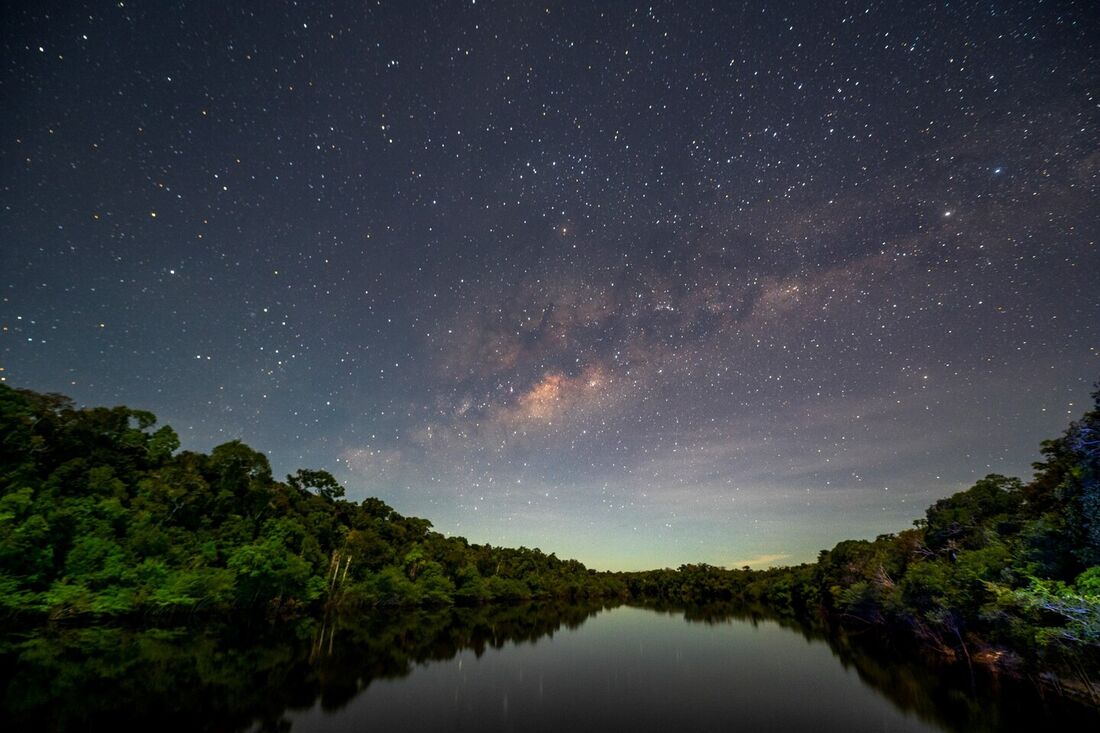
left=1, top=382, right=1097, bottom=692
left=0, top=384, right=626, bottom=618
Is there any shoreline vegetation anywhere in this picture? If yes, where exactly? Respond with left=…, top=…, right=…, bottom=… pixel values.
left=1, top=382, right=1098, bottom=705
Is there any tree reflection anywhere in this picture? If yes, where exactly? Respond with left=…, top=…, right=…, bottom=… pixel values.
left=0, top=600, right=611, bottom=731
left=2, top=601, right=1095, bottom=732
left=652, top=600, right=1098, bottom=732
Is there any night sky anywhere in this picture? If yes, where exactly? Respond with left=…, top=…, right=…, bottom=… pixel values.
left=2, top=1, right=1098, bottom=570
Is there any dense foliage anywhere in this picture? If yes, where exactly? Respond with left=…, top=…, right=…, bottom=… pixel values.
left=624, top=387, right=1100, bottom=692
left=2, top=380, right=1097, bottom=694
left=0, top=385, right=625, bottom=619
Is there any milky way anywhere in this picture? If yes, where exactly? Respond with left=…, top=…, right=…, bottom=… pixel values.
left=2, top=1, right=1098, bottom=569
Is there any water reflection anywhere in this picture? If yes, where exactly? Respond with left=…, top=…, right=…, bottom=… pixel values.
left=637, top=601, right=1099, bottom=732
left=0, top=601, right=610, bottom=732
left=0, top=602, right=1095, bottom=731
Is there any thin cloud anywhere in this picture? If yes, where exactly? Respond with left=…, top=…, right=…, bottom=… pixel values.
left=728, top=553, right=791, bottom=569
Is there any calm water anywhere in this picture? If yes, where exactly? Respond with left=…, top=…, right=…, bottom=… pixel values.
left=2, top=602, right=1096, bottom=731
left=290, top=605, right=939, bottom=733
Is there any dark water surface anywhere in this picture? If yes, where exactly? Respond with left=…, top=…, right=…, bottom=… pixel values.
left=2, top=602, right=1096, bottom=732
left=291, top=605, right=940, bottom=733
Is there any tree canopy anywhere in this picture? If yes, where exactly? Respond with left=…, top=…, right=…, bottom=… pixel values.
left=0, top=384, right=624, bottom=619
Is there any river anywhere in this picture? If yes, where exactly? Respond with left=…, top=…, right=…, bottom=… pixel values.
left=1, top=602, right=1094, bottom=731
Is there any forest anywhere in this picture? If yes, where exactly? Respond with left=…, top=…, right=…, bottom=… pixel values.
left=1, top=382, right=1097, bottom=693
left=0, top=384, right=626, bottom=617
left=622, top=386, right=1100, bottom=691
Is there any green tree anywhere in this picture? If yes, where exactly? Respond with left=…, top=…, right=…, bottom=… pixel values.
left=286, top=469, right=344, bottom=500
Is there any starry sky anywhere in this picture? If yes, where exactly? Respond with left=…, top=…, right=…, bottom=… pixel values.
left=2, top=1, right=1098, bottom=571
